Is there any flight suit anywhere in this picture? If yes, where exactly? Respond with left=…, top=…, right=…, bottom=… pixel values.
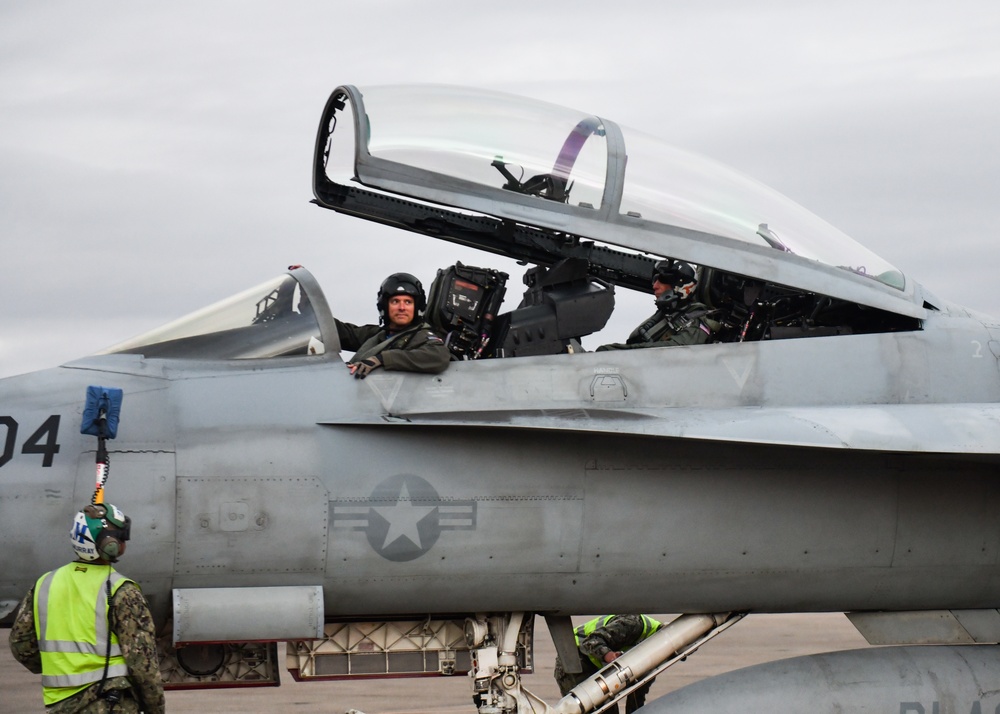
left=336, top=319, right=450, bottom=373
left=597, top=301, right=721, bottom=351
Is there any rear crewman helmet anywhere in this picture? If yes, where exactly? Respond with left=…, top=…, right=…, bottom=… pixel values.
left=71, top=503, right=132, bottom=563
left=377, top=272, right=426, bottom=323
left=653, top=259, right=698, bottom=311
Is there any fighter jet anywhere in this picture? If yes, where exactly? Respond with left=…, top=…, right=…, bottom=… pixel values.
left=2, top=83, right=999, bottom=713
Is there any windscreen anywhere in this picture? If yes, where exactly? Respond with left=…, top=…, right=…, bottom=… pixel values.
left=99, top=274, right=325, bottom=360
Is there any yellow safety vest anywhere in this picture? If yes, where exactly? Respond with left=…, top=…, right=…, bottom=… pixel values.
left=34, top=562, right=133, bottom=706
left=574, top=615, right=663, bottom=668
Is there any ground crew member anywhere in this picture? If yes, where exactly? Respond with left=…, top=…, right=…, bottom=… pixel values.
left=598, top=259, right=720, bottom=350
left=336, top=272, right=449, bottom=378
left=554, top=614, right=664, bottom=714
left=8, top=503, right=165, bottom=713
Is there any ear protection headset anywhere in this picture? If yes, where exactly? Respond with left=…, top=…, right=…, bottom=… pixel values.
left=82, top=503, right=132, bottom=562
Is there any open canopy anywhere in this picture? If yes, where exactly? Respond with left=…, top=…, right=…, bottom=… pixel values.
left=314, top=84, right=925, bottom=319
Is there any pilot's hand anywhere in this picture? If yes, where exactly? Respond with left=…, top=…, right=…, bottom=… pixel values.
left=603, top=651, right=621, bottom=663
left=350, top=356, right=382, bottom=379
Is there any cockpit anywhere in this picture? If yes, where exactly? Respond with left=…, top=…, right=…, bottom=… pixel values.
left=98, top=255, right=916, bottom=364
left=97, top=262, right=616, bottom=361
left=100, top=84, right=928, bottom=362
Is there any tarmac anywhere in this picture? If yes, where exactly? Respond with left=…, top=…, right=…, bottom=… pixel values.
left=1, top=613, right=870, bottom=713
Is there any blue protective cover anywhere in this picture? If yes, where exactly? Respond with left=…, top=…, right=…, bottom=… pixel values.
left=80, top=386, right=124, bottom=439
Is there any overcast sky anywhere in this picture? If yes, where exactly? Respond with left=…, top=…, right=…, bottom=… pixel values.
left=2, top=1, right=998, bottom=379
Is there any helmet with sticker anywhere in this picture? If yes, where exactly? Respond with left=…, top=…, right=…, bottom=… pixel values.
left=71, top=503, right=131, bottom=563
left=652, top=259, right=697, bottom=311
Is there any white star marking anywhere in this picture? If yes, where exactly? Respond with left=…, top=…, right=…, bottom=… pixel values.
left=372, top=482, right=437, bottom=551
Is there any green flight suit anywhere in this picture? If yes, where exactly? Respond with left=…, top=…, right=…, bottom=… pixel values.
left=597, top=301, right=721, bottom=351
left=336, top=319, right=449, bottom=374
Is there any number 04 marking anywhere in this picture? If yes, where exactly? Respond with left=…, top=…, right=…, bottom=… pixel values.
left=0, top=415, right=62, bottom=468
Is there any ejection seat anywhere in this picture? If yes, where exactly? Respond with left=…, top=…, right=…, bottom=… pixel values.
left=424, top=262, right=510, bottom=360
left=425, top=258, right=615, bottom=360
left=494, top=258, right=615, bottom=356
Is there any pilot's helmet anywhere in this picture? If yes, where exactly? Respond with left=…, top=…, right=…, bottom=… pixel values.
left=71, top=503, right=132, bottom=563
left=653, top=259, right=698, bottom=310
left=377, top=272, right=427, bottom=321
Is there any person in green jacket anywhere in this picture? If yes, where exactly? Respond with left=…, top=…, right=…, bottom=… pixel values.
left=336, top=272, right=450, bottom=378
left=8, top=503, right=165, bottom=713
left=554, top=614, right=664, bottom=713
left=598, top=260, right=720, bottom=351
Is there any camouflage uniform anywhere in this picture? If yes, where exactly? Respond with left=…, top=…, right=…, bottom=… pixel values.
left=336, top=319, right=450, bottom=373
left=554, top=615, right=661, bottom=714
left=597, top=302, right=721, bottom=351
left=8, top=568, right=165, bottom=714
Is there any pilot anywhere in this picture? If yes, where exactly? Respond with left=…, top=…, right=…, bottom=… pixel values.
left=597, top=259, right=720, bottom=350
left=554, top=614, right=664, bottom=714
left=8, top=503, right=166, bottom=714
left=336, top=272, right=449, bottom=378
